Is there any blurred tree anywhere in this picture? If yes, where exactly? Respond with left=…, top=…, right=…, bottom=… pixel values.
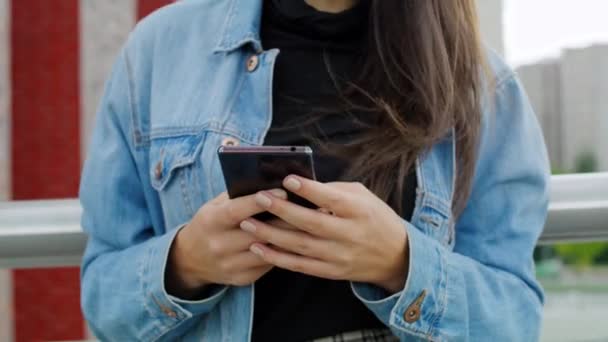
left=574, top=151, right=598, bottom=173
left=596, top=246, right=608, bottom=264
left=554, top=242, right=608, bottom=268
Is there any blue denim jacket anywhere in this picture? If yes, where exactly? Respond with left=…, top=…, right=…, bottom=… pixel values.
left=79, top=1, right=550, bottom=341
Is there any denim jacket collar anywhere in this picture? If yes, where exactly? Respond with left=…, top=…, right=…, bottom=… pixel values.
left=214, top=0, right=264, bottom=53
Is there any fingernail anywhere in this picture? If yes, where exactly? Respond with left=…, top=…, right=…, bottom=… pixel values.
left=250, top=245, right=264, bottom=257
left=269, top=188, right=287, bottom=199
left=283, top=177, right=301, bottom=191
left=255, top=192, right=272, bottom=208
left=240, top=220, right=256, bottom=233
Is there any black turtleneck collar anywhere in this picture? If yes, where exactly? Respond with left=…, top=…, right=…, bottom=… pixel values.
left=262, top=0, right=370, bottom=43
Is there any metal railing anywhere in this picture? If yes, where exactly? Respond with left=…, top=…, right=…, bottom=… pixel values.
left=1, top=173, right=607, bottom=269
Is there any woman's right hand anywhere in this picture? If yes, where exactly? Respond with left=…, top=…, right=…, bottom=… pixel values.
left=165, top=189, right=287, bottom=299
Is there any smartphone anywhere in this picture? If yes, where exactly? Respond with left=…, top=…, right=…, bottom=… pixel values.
left=217, top=146, right=317, bottom=220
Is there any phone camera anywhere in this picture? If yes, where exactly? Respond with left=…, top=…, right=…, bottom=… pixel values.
left=290, top=146, right=296, bottom=152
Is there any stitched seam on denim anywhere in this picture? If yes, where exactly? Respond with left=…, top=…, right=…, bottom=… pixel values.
left=221, top=34, right=261, bottom=53
left=411, top=159, right=424, bottom=224
left=150, top=126, right=214, bottom=140
left=388, top=231, right=432, bottom=338
left=217, top=64, right=248, bottom=139
left=140, top=241, right=167, bottom=339
left=258, top=48, right=279, bottom=145
left=420, top=196, right=450, bottom=220
left=149, top=125, right=211, bottom=138
left=123, top=49, right=145, bottom=148
left=145, top=250, right=172, bottom=333
left=214, top=0, right=238, bottom=51
left=211, top=122, right=259, bottom=145
left=150, top=133, right=208, bottom=189
left=494, top=70, right=516, bottom=94
left=151, top=227, right=194, bottom=342
left=416, top=154, right=427, bottom=195
left=420, top=215, right=442, bottom=228
left=151, top=316, right=191, bottom=342
left=150, top=259, right=177, bottom=334
left=192, top=151, right=203, bottom=205
left=390, top=324, right=433, bottom=341
left=206, top=145, right=220, bottom=197
left=153, top=164, right=190, bottom=191
left=179, top=169, right=195, bottom=216
left=427, top=246, right=448, bottom=341
left=148, top=116, right=261, bottom=145
left=135, top=134, right=151, bottom=148
left=149, top=124, right=257, bottom=145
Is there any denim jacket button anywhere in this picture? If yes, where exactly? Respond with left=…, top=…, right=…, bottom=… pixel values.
left=246, top=54, right=259, bottom=72
left=221, top=137, right=239, bottom=147
left=164, top=308, right=178, bottom=318
left=404, top=289, right=427, bottom=323
left=154, top=161, right=163, bottom=180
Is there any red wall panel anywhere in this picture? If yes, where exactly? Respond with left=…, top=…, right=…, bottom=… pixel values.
left=10, top=0, right=84, bottom=341
left=137, top=0, right=173, bottom=20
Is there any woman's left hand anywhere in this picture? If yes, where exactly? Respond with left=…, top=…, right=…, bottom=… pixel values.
left=239, top=175, right=410, bottom=294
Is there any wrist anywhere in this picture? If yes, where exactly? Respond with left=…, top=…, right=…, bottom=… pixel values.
left=165, top=225, right=208, bottom=299
left=373, top=231, right=409, bottom=294
left=374, top=272, right=406, bottom=294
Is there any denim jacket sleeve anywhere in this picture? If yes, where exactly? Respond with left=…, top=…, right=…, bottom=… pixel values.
left=79, top=49, right=227, bottom=341
left=351, top=72, right=549, bottom=341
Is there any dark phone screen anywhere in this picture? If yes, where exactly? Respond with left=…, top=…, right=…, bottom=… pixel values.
left=218, top=148, right=317, bottom=220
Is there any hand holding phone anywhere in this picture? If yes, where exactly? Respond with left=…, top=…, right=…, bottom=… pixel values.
left=218, top=146, right=317, bottom=220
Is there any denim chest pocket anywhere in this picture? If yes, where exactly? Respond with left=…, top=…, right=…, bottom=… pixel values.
left=149, top=131, right=248, bottom=230
left=414, top=192, right=455, bottom=249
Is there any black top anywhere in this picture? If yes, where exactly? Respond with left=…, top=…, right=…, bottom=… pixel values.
left=253, top=1, right=417, bottom=341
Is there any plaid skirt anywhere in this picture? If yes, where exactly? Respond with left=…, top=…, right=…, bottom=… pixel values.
left=309, top=328, right=399, bottom=342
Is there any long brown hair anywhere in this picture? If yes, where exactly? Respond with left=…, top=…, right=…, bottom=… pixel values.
left=318, top=0, right=486, bottom=218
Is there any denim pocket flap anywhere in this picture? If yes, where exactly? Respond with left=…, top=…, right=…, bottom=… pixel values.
left=149, top=134, right=206, bottom=191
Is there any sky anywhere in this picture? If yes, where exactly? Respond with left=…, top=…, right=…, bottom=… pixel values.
left=504, top=0, right=608, bottom=66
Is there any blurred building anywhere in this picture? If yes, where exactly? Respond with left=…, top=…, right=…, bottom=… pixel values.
left=518, top=45, right=608, bottom=172
left=476, top=0, right=505, bottom=55
left=560, top=45, right=608, bottom=172
left=517, top=60, right=563, bottom=170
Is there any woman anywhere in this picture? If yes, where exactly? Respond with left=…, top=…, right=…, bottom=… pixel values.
left=79, top=0, right=549, bottom=341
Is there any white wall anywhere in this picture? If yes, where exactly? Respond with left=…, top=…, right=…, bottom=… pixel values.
left=80, top=0, right=135, bottom=160
left=476, top=0, right=505, bottom=56
left=0, top=0, right=10, bottom=200
left=0, top=0, right=13, bottom=339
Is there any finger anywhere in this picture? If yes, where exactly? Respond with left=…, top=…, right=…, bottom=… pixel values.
left=240, top=219, right=331, bottom=259
left=317, top=207, right=335, bottom=216
left=213, top=230, right=261, bottom=255
left=221, top=251, right=271, bottom=271
left=282, top=176, right=356, bottom=216
left=211, top=191, right=230, bottom=204
left=218, top=188, right=288, bottom=226
left=249, top=243, right=340, bottom=280
left=255, top=191, right=343, bottom=238
left=228, top=265, right=273, bottom=286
